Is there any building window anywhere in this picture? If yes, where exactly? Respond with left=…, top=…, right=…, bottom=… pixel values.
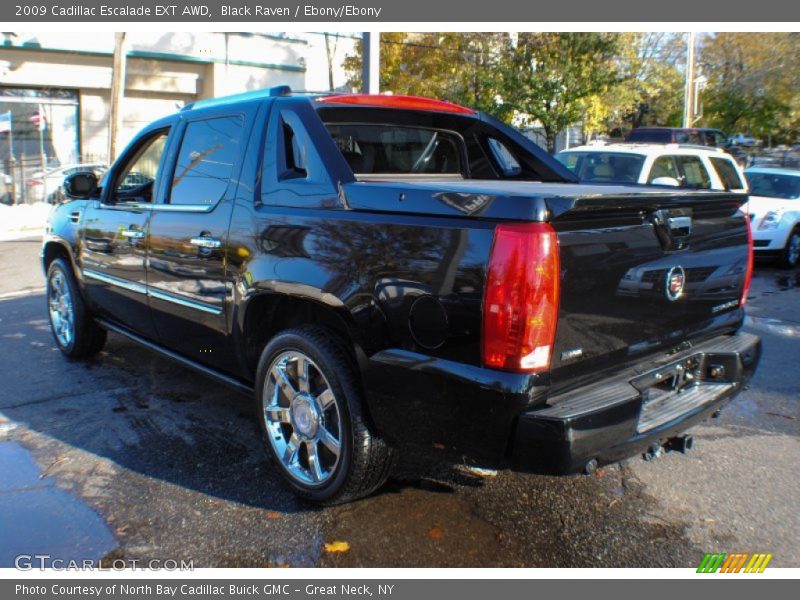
left=0, top=87, right=80, bottom=204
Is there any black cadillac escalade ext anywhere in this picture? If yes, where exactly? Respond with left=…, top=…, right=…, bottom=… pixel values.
left=42, top=87, right=761, bottom=504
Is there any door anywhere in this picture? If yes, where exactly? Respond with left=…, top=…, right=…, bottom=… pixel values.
left=147, top=113, right=245, bottom=372
left=80, top=128, right=171, bottom=338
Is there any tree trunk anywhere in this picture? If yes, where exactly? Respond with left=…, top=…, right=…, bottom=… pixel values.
left=545, top=126, right=557, bottom=154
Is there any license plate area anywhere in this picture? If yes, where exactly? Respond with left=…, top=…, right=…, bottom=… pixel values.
left=631, top=352, right=740, bottom=433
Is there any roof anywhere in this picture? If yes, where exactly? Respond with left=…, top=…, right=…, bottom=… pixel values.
left=559, top=143, right=730, bottom=157
left=745, top=167, right=800, bottom=177
left=180, top=86, right=478, bottom=116
left=182, top=85, right=292, bottom=112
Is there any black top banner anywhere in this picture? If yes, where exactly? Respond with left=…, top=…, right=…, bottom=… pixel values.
left=3, top=0, right=799, bottom=22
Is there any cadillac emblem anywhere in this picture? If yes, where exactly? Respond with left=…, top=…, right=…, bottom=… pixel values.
left=665, top=266, right=686, bottom=301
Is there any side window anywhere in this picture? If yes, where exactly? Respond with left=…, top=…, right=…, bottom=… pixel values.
left=648, top=156, right=679, bottom=182
left=676, top=156, right=711, bottom=189
left=709, top=157, right=745, bottom=191
left=261, top=107, right=334, bottom=206
left=487, top=138, right=521, bottom=177
left=169, top=115, right=243, bottom=206
left=113, top=130, right=169, bottom=202
left=281, top=120, right=308, bottom=179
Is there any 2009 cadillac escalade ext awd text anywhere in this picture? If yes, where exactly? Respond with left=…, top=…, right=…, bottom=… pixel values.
left=42, top=87, right=761, bottom=504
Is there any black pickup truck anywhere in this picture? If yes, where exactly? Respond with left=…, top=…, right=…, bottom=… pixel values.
left=43, top=87, right=761, bottom=504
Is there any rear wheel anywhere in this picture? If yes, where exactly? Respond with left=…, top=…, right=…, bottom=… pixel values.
left=255, top=326, right=395, bottom=504
left=780, top=228, right=800, bottom=269
left=46, top=258, right=107, bottom=358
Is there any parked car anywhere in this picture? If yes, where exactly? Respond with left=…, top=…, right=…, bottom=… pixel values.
left=28, top=163, right=108, bottom=204
left=745, top=167, right=800, bottom=268
left=43, top=87, right=760, bottom=504
left=555, top=143, right=748, bottom=193
left=626, top=127, right=728, bottom=148
left=728, top=133, right=760, bottom=147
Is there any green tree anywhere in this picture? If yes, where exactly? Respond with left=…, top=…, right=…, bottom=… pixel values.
left=497, top=33, right=622, bottom=151
left=701, top=33, right=800, bottom=144
left=584, top=33, right=685, bottom=136
left=344, top=33, right=510, bottom=117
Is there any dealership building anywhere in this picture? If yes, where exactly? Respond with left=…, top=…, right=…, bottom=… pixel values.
left=0, top=31, right=355, bottom=200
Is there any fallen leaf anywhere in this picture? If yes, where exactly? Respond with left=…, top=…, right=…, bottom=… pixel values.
left=324, top=540, right=350, bottom=553
left=432, top=442, right=446, bottom=450
left=428, top=526, right=445, bottom=540
left=267, top=511, right=281, bottom=520
left=454, top=464, right=498, bottom=478
left=594, top=467, right=605, bottom=477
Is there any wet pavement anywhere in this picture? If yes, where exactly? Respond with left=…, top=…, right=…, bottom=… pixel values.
left=0, top=237, right=797, bottom=568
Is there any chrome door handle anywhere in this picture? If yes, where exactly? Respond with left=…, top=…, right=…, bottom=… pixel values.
left=189, top=236, right=222, bottom=249
left=120, top=229, right=144, bottom=239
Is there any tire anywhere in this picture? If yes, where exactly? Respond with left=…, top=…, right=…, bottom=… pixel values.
left=255, top=326, right=395, bottom=504
left=779, top=228, right=800, bottom=269
left=46, top=258, right=107, bottom=358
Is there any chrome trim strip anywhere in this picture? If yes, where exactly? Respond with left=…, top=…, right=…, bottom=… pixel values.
left=140, top=203, right=215, bottom=213
left=98, top=203, right=214, bottom=213
left=147, top=287, right=223, bottom=315
left=83, top=269, right=148, bottom=295
left=84, top=269, right=223, bottom=315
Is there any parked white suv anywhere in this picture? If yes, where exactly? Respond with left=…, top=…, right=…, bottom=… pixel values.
left=555, top=143, right=748, bottom=193
left=745, top=167, right=800, bottom=268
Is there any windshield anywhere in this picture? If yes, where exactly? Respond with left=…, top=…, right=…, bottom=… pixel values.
left=555, top=151, right=645, bottom=183
left=745, top=172, right=800, bottom=199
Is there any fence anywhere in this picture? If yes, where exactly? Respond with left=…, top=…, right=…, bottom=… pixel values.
left=1, top=154, right=108, bottom=206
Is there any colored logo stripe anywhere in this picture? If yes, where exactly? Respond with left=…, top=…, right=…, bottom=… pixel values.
left=697, top=552, right=773, bottom=573
left=744, top=553, right=773, bottom=573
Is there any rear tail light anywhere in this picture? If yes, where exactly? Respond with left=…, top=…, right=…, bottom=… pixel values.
left=740, top=212, right=754, bottom=307
left=483, top=223, right=560, bottom=372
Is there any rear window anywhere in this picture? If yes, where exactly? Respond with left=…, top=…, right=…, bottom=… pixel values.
left=325, top=123, right=463, bottom=175
left=555, top=151, right=645, bottom=183
left=674, top=131, right=702, bottom=145
left=627, top=129, right=671, bottom=143
left=746, top=173, right=800, bottom=199
left=709, top=157, right=744, bottom=191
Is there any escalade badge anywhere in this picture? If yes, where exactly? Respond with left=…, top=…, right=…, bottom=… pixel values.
left=665, top=266, right=686, bottom=301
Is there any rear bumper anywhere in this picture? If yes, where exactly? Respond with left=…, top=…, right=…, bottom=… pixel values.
left=510, top=332, right=761, bottom=474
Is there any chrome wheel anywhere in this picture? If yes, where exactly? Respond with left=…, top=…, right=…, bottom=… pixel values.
left=787, top=233, right=800, bottom=266
left=262, top=351, right=343, bottom=486
left=48, top=269, right=74, bottom=348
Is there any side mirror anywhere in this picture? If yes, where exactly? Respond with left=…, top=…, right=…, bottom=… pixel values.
left=63, top=171, right=99, bottom=199
left=651, top=176, right=681, bottom=187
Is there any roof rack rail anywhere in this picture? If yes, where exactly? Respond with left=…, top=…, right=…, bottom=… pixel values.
left=181, top=85, right=292, bottom=112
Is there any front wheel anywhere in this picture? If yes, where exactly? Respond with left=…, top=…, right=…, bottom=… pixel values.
left=780, top=228, right=800, bottom=269
left=255, top=326, right=395, bottom=504
left=46, top=258, right=107, bottom=358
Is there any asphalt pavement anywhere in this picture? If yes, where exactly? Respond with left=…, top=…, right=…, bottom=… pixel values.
left=0, top=237, right=797, bottom=568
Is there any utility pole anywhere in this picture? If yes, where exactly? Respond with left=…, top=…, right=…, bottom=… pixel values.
left=683, top=32, right=696, bottom=128
left=108, top=32, right=128, bottom=163
left=361, top=32, right=379, bottom=94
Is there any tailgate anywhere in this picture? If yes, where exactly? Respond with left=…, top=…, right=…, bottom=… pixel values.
left=546, top=191, right=750, bottom=390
